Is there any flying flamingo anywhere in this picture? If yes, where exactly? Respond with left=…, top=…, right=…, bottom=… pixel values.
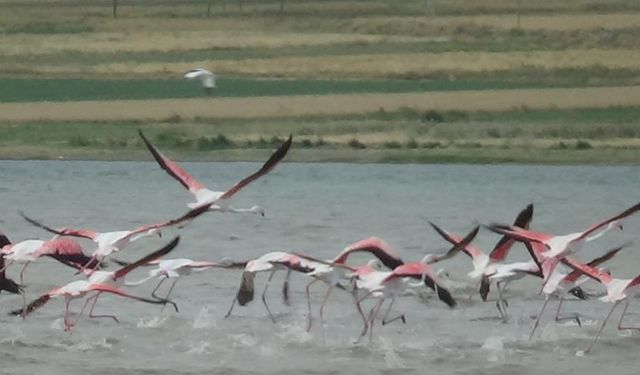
left=561, top=251, right=640, bottom=354
left=139, top=130, right=292, bottom=214
left=184, top=68, right=216, bottom=95
left=289, top=236, right=404, bottom=332
left=20, top=204, right=209, bottom=269
left=528, top=243, right=627, bottom=339
left=429, top=203, right=533, bottom=281
left=126, top=257, right=246, bottom=306
left=486, top=201, right=639, bottom=279
left=224, top=251, right=321, bottom=323
left=352, top=261, right=456, bottom=341
left=350, top=226, right=479, bottom=339
left=11, top=237, right=181, bottom=332
left=299, top=227, right=476, bottom=333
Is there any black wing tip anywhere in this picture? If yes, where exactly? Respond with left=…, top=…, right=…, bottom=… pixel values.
left=479, top=275, right=491, bottom=301
left=437, top=285, right=457, bottom=308
left=0, top=278, right=22, bottom=294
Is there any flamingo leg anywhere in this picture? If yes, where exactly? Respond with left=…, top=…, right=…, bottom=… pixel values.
left=305, top=278, right=319, bottom=332
left=160, top=279, right=179, bottom=312
left=318, top=284, right=334, bottom=330
left=584, top=301, right=619, bottom=355
left=63, top=297, right=73, bottom=332
left=495, top=281, right=509, bottom=322
left=367, top=299, right=385, bottom=343
left=151, top=278, right=167, bottom=300
left=224, top=296, right=237, bottom=319
left=88, top=293, right=120, bottom=323
left=381, top=296, right=406, bottom=326
left=18, top=262, right=31, bottom=319
left=353, top=289, right=370, bottom=337
left=282, top=269, right=292, bottom=306
left=262, top=269, right=277, bottom=323
left=554, top=296, right=582, bottom=327
left=529, top=295, right=550, bottom=340
left=617, top=299, right=640, bottom=332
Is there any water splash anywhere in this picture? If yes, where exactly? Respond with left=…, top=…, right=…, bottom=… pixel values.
left=185, top=341, right=212, bottom=355
left=136, top=314, right=171, bottom=328
left=192, top=305, right=218, bottom=329
left=482, top=336, right=506, bottom=363
left=378, top=337, right=406, bottom=369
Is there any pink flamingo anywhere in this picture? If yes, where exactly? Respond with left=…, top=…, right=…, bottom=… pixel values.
left=20, top=205, right=208, bottom=269
left=352, top=261, right=456, bottom=340
left=139, top=130, right=292, bottom=214
left=561, top=251, right=640, bottom=354
left=126, top=257, right=246, bottom=306
left=224, top=251, right=321, bottom=322
left=294, top=236, right=404, bottom=332
left=528, top=243, right=627, bottom=339
left=486, top=202, right=639, bottom=278
left=11, top=237, right=181, bottom=332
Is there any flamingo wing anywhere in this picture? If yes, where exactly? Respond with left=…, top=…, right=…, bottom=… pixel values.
left=10, top=293, right=51, bottom=316
left=563, top=244, right=627, bottom=284
left=430, top=225, right=480, bottom=263
left=485, top=224, right=552, bottom=245
left=20, top=212, right=98, bottom=240
left=561, top=256, right=612, bottom=284
left=386, top=263, right=456, bottom=308
left=88, top=283, right=173, bottom=306
left=429, top=222, right=486, bottom=260
left=126, top=204, right=211, bottom=240
left=218, top=135, right=292, bottom=200
left=113, top=236, right=180, bottom=280
left=138, top=130, right=206, bottom=193
left=332, top=236, right=404, bottom=269
left=578, top=201, right=640, bottom=240
left=489, top=204, right=534, bottom=261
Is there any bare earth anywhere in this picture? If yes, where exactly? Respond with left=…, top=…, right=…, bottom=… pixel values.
left=2, top=86, right=640, bottom=122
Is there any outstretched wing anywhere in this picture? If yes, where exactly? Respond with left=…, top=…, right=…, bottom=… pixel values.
left=332, top=236, right=404, bottom=269
left=563, top=244, right=627, bottom=283
left=489, top=204, right=534, bottom=261
left=219, top=135, right=293, bottom=200
left=139, top=130, right=207, bottom=193
left=430, top=222, right=486, bottom=261
left=20, top=212, right=97, bottom=240
left=113, top=236, right=180, bottom=280
left=578, top=202, right=640, bottom=240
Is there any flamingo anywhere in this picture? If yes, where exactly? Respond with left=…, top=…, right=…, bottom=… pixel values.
left=126, top=257, right=246, bottom=306
left=486, top=201, right=639, bottom=279
left=139, top=130, right=292, bottom=214
left=429, top=203, right=533, bottom=281
left=352, top=261, right=456, bottom=341
left=350, top=226, right=479, bottom=338
left=288, top=236, right=404, bottom=332
left=224, top=251, right=321, bottom=323
left=20, top=204, right=209, bottom=269
left=528, top=243, right=627, bottom=339
left=11, top=237, right=181, bottom=332
left=300, top=227, right=477, bottom=332
left=184, top=68, right=216, bottom=95
left=561, top=251, right=640, bottom=354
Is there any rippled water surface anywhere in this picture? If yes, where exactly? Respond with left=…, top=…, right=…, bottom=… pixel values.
left=0, top=161, right=638, bottom=375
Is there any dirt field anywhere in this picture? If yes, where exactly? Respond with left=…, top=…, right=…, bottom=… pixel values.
left=2, top=86, right=639, bottom=123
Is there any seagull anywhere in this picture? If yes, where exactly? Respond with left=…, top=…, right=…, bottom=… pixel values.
left=184, top=68, right=216, bottom=95
left=139, top=130, right=292, bottom=214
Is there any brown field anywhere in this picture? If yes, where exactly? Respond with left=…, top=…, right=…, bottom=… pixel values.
left=2, top=86, right=640, bottom=123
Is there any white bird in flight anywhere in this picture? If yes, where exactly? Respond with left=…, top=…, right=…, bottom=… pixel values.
left=184, top=68, right=216, bottom=95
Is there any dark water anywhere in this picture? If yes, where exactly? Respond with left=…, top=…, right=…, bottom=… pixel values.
left=0, top=161, right=638, bottom=374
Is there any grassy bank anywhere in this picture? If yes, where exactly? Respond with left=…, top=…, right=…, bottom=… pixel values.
left=0, top=106, right=638, bottom=164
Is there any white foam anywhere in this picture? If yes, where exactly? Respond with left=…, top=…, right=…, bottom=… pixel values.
left=192, top=305, right=218, bottom=329
left=136, top=314, right=170, bottom=328
left=379, top=337, right=406, bottom=369
left=481, top=336, right=506, bottom=363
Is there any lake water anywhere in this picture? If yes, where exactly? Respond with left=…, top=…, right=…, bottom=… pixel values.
left=0, top=161, right=638, bottom=374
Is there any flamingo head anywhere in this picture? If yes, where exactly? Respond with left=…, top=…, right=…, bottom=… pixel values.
left=568, top=286, right=588, bottom=300
left=251, top=205, right=265, bottom=217
left=436, top=268, right=450, bottom=279
left=366, top=258, right=383, bottom=270
left=421, top=254, right=438, bottom=264
left=611, top=220, right=624, bottom=231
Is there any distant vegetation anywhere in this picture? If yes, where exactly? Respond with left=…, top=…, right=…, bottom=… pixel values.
left=0, top=0, right=639, bottom=164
